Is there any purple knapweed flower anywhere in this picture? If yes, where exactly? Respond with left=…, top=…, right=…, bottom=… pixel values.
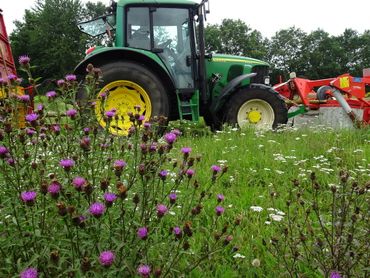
left=7, top=74, right=17, bottom=81
left=137, top=227, right=148, bottom=240
left=186, top=169, right=195, bottom=178
left=211, top=165, right=221, bottom=173
left=173, top=226, right=182, bottom=238
left=217, top=194, right=225, bottom=202
left=164, top=132, right=176, bottom=144
left=18, top=94, right=30, bottom=103
left=72, top=176, right=86, bottom=189
left=172, top=129, right=182, bottom=136
left=181, top=147, right=192, bottom=154
left=169, top=193, right=177, bottom=204
left=215, top=206, right=225, bottom=216
left=36, top=104, right=44, bottom=112
left=0, top=77, right=5, bottom=85
left=105, top=109, right=116, bottom=118
left=65, top=74, right=77, bottom=82
left=156, top=204, right=168, bottom=217
left=113, top=160, right=127, bottom=171
left=0, top=146, right=9, bottom=158
left=25, top=113, right=38, bottom=123
left=57, top=79, right=65, bottom=87
left=99, top=250, right=115, bottom=267
left=137, top=265, right=151, bottom=277
left=159, top=170, right=168, bottom=180
left=51, top=124, right=61, bottom=134
left=21, top=191, right=37, bottom=205
left=104, top=192, right=117, bottom=206
left=46, top=91, right=57, bottom=99
left=143, top=122, right=151, bottom=129
left=330, top=271, right=342, bottom=278
left=66, top=109, right=77, bottom=118
left=138, top=115, right=145, bottom=122
left=18, top=55, right=30, bottom=65
left=59, top=159, right=75, bottom=171
left=48, top=182, right=61, bottom=198
left=26, top=128, right=36, bottom=136
left=89, top=202, right=106, bottom=217
left=20, top=267, right=38, bottom=278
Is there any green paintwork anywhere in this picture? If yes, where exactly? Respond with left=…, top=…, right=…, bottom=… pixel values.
left=76, top=46, right=171, bottom=77
left=206, top=54, right=269, bottom=100
left=287, top=105, right=307, bottom=118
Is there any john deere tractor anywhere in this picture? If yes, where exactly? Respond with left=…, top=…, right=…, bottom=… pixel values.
left=74, top=0, right=287, bottom=135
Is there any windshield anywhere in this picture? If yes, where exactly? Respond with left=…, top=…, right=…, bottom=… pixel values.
left=126, top=7, right=194, bottom=89
left=78, top=15, right=116, bottom=37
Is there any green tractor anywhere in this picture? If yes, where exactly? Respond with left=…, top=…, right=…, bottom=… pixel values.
left=75, top=0, right=287, bottom=135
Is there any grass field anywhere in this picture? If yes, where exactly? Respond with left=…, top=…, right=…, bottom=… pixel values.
left=176, top=124, right=370, bottom=277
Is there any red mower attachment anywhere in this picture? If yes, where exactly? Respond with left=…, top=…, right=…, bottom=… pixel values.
left=273, top=69, right=370, bottom=127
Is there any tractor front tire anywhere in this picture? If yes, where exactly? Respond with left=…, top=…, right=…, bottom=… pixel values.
left=224, top=86, right=288, bottom=129
left=95, top=61, right=169, bottom=135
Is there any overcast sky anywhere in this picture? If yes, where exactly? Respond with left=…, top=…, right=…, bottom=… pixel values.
left=2, top=0, right=369, bottom=38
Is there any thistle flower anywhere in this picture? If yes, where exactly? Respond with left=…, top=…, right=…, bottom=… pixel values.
left=144, top=122, right=151, bottom=129
left=173, top=226, right=182, bottom=239
left=211, top=165, right=221, bottom=173
left=217, top=194, right=225, bottom=202
left=186, top=169, right=195, bottom=178
left=66, top=109, right=77, bottom=118
left=72, top=176, right=86, bottom=190
left=181, top=147, right=192, bottom=154
left=104, top=192, right=117, bottom=206
left=18, top=55, right=30, bottom=65
left=137, top=265, right=151, bottom=277
left=25, top=113, right=38, bottom=123
left=0, top=146, right=9, bottom=158
left=59, top=159, right=75, bottom=171
left=169, top=193, right=177, bottom=204
left=56, top=79, right=65, bottom=87
left=159, top=170, right=168, bottom=180
left=156, top=204, right=168, bottom=217
left=65, top=74, right=77, bottom=82
left=330, top=271, right=341, bottom=278
left=99, top=250, right=115, bottom=267
left=164, top=132, right=176, bottom=144
left=46, top=91, right=57, bottom=99
left=20, top=267, right=38, bottom=278
left=105, top=109, right=116, bottom=118
left=89, top=202, right=106, bottom=217
left=215, top=206, right=225, bottom=216
left=113, top=160, right=127, bottom=171
left=48, top=181, right=61, bottom=198
left=18, top=94, right=30, bottom=103
left=7, top=74, right=17, bottom=81
left=137, top=227, right=148, bottom=240
left=25, top=128, right=36, bottom=136
left=21, top=191, right=37, bottom=205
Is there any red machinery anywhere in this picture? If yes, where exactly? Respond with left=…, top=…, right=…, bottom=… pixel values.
left=274, top=70, right=370, bottom=127
left=0, top=9, right=16, bottom=81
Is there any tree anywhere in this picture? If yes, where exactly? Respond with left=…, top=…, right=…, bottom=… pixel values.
left=267, top=27, right=307, bottom=81
left=300, top=29, right=344, bottom=79
left=10, top=0, right=107, bottom=80
left=205, top=19, right=267, bottom=60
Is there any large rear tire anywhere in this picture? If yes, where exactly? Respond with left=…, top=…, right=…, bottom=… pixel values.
left=224, top=86, right=288, bottom=129
left=94, top=61, right=169, bottom=135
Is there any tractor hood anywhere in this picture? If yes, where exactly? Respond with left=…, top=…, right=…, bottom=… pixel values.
left=208, top=54, right=269, bottom=67
left=205, top=54, right=269, bottom=85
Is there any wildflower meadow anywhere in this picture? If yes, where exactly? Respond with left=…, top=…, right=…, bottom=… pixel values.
left=0, top=57, right=369, bottom=277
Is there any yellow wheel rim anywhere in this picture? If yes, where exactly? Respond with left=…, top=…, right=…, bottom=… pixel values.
left=237, top=99, right=274, bottom=129
left=95, top=80, right=152, bottom=135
